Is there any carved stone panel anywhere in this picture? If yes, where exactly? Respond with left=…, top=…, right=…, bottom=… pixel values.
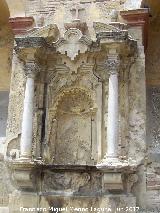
left=42, top=170, right=102, bottom=195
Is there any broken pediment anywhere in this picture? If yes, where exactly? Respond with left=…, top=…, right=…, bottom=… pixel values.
left=93, top=22, right=121, bottom=33
left=26, top=24, right=59, bottom=42
left=93, top=22, right=129, bottom=42
left=53, top=28, right=92, bottom=60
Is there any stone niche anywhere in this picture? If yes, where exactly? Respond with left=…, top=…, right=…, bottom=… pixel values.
left=44, top=63, right=101, bottom=166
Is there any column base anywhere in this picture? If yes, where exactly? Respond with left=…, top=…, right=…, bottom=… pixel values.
left=16, top=155, right=32, bottom=162
left=96, top=156, right=129, bottom=170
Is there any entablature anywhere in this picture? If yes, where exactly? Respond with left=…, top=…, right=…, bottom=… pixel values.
left=14, top=21, right=137, bottom=69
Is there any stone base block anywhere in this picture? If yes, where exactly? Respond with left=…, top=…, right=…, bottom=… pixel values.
left=39, top=194, right=136, bottom=213
left=8, top=192, right=136, bottom=213
left=9, top=191, right=38, bottom=213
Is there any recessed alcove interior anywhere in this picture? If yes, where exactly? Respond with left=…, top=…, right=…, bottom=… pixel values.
left=45, top=86, right=98, bottom=165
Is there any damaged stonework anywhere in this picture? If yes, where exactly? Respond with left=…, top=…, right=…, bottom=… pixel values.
left=3, top=0, right=149, bottom=212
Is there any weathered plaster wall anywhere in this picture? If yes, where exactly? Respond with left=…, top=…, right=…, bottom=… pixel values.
left=23, top=0, right=144, bottom=28
left=145, top=14, right=160, bottom=210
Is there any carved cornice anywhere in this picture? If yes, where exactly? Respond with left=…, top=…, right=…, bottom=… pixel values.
left=15, top=37, right=48, bottom=49
left=79, top=63, right=94, bottom=72
left=120, top=9, right=149, bottom=51
left=93, top=22, right=128, bottom=41
left=97, top=31, right=128, bottom=41
left=120, top=9, right=149, bottom=27
left=94, top=22, right=121, bottom=33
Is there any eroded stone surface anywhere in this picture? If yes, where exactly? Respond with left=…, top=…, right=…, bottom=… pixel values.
left=0, top=0, right=158, bottom=212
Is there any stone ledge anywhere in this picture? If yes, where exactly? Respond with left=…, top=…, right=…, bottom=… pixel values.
left=40, top=163, right=137, bottom=173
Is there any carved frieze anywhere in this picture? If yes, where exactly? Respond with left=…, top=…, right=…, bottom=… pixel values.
left=42, top=171, right=102, bottom=195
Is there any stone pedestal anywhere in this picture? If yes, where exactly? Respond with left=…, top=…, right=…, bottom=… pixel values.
left=9, top=191, right=38, bottom=213
left=39, top=194, right=136, bottom=213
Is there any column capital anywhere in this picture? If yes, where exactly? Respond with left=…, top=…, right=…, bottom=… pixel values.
left=25, top=61, right=40, bottom=78
left=105, top=54, right=120, bottom=75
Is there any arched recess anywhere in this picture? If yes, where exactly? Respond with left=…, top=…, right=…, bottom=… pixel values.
left=45, top=87, right=98, bottom=165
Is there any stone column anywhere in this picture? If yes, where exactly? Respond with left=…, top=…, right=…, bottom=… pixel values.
left=97, top=51, right=121, bottom=168
left=20, top=61, right=39, bottom=160
left=106, top=54, right=119, bottom=159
